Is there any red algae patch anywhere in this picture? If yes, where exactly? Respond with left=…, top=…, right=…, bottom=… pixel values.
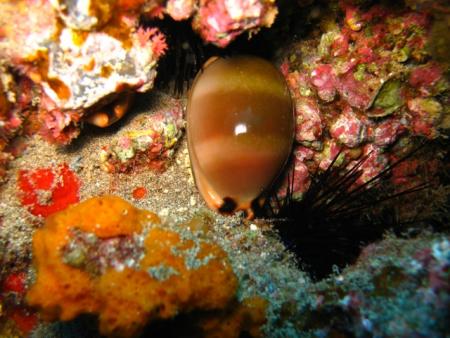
left=132, top=186, right=147, bottom=200
left=7, top=308, right=38, bottom=335
left=17, top=163, right=80, bottom=217
left=1, top=271, right=38, bottom=336
left=3, top=272, right=26, bottom=294
left=26, top=196, right=264, bottom=337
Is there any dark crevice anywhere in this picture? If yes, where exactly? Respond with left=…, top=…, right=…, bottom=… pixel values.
left=144, top=0, right=304, bottom=97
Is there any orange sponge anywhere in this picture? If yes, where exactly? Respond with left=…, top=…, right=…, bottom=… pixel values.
left=26, top=196, right=241, bottom=337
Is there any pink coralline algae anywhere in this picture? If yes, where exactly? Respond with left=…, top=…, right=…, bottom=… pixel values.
left=192, top=0, right=279, bottom=47
left=310, top=64, right=337, bottom=102
left=315, top=140, right=342, bottom=172
left=294, top=97, right=323, bottom=144
left=409, top=63, right=443, bottom=96
left=349, top=144, right=389, bottom=186
left=336, top=70, right=376, bottom=111
left=369, top=118, right=405, bottom=147
left=277, top=147, right=312, bottom=199
left=38, top=93, right=82, bottom=144
left=166, top=0, right=196, bottom=21
left=280, top=2, right=449, bottom=198
left=329, top=106, right=367, bottom=148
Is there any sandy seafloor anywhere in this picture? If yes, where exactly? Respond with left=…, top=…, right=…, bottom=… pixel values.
left=0, top=90, right=309, bottom=337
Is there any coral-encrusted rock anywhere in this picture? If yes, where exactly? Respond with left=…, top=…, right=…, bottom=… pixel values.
left=330, top=106, right=367, bottom=148
left=315, top=140, right=342, bottom=171
left=408, top=97, right=443, bottom=138
left=50, top=0, right=114, bottom=30
left=27, top=196, right=248, bottom=337
left=99, top=104, right=184, bottom=173
left=0, top=0, right=58, bottom=63
left=166, top=0, right=196, bottom=21
left=0, top=0, right=167, bottom=144
left=370, top=118, right=406, bottom=147
left=277, top=146, right=312, bottom=199
left=409, top=62, right=444, bottom=96
left=352, top=144, right=389, bottom=185
left=295, top=97, right=323, bottom=144
left=310, top=64, right=337, bottom=102
left=0, top=75, right=11, bottom=179
left=192, top=0, right=278, bottom=47
left=280, top=2, right=449, bottom=198
left=43, top=27, right=163, bottom=111
left=0, top=76, right=10, bottom=120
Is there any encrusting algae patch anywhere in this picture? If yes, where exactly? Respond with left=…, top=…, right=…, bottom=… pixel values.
left=17, top=163, right=80, bottom=217
left=26, top=195, right=266, bottom=337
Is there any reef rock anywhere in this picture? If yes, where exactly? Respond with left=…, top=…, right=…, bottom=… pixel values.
left=280, top=1, right=449, bottom=198
left=0, top=0, right=167, bottom=144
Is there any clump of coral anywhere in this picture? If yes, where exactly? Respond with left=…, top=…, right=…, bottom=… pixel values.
left=280, top=1, right=449, bottom=198
left=0, top=0, right=167, bottom=145
left=27, top=196, right=266, bottom=337
left=99, top=104, right=184, bottom=173
left=191, top=0, right=279, bottom=47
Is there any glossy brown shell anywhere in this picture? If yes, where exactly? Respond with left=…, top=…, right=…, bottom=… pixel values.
left=187, top=56, right=294, bottom=218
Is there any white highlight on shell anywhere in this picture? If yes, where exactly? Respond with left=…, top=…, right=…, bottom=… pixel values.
left=234, top=123, right=248, bottom=136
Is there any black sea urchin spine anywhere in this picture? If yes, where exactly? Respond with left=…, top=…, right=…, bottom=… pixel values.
left=266, top=142, right=435, bottom=280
